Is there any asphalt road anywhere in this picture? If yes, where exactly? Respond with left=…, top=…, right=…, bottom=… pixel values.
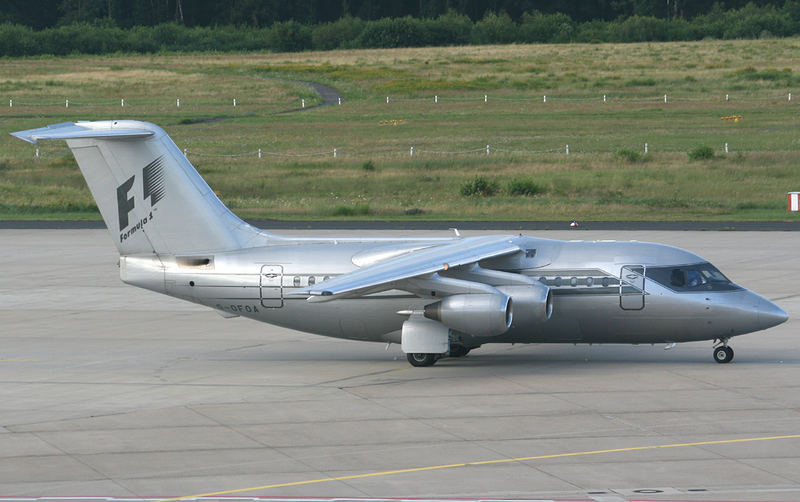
left=1, top=228, right=799, bottom=501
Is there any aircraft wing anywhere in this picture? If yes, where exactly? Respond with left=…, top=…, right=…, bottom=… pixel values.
left=295, top=235, right=522, bottom=301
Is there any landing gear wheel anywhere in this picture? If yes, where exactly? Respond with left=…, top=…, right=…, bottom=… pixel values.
left=407, top=353, right=439, bottom=367
left=713, top=345, right=734, bottom=364
left=448, top=345, right=471, bottom=358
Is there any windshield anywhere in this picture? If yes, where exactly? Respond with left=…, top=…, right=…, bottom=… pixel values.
left=646, top=262, right=741, bottom=292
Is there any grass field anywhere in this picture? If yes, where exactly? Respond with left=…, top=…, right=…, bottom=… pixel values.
left=1, top=39, right=799, bottom=221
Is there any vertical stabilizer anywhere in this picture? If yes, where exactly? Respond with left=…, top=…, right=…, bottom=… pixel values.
left=12, top=121, right=271, bottom=255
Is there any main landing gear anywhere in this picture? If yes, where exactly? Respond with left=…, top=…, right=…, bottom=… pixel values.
left=406, top=344, right=473, bottom=367
left=713, top=339, right=734, bottom=364
left=406, top=353, right=439, bottom=367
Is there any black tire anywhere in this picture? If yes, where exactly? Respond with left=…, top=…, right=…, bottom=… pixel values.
left=407, top=353, right=438, bottom=367
left=448, top=345, right=471, bottom=358
left=713, top=346, right=734, bottom=364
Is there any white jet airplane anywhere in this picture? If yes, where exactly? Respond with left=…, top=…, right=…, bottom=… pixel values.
left=12, top=121, right=788, bottom=366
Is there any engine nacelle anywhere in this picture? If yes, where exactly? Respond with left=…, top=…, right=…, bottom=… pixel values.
left=498, top=283, right=553, bottom=327
left=424, top=293, right=512, bottom=337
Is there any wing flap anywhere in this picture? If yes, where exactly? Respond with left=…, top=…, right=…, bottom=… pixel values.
left=296, top=235, right=522, bottom=301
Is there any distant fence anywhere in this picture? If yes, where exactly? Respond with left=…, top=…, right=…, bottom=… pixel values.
left=21, top=141, right=791, bottom=162
left=7, top=91, right=798, bottom=160
left=4, top=92, right=798, bottom=109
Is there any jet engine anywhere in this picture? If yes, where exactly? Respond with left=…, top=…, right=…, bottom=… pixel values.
left=424, top=293, right=512, bottom=337
left=498, top=283, right=553, bottom=327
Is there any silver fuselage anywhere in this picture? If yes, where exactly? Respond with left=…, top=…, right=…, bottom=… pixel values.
left=121, top=235, right=786, bottom=347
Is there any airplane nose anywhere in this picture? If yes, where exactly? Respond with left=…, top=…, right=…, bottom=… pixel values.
left=758, top=297, right=788, bottom=330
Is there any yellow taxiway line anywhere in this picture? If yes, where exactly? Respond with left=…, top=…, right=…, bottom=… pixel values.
left=156, top=434, right=800, bottom=502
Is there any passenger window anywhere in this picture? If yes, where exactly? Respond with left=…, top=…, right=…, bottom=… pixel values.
left=554, top=277, right=562, bottom=287
left=539, top=276, right=548, bottom=284
left=308, top=276, right=316, bottom=286
left=602, top=277, right=610, bottom=287
left=586, top=277, right=593, bottom=287
left=293, top=276, right=301, bottom=287
left=570, top=277, right=578, bottom=287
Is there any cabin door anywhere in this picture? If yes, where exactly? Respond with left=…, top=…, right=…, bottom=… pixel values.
left=619, top=265, right=645, bottom=310
left=260, top=265, right=284, bottom=308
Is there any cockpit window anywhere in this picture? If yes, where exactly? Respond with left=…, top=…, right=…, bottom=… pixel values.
left=646, top=262, right=741, bottom=292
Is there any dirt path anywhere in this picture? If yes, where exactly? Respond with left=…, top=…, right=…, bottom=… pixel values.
left=280, top=80, right=343, bottom=112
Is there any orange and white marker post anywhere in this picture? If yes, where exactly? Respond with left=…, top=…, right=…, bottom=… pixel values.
left=788, top=192, right=800, bottom=212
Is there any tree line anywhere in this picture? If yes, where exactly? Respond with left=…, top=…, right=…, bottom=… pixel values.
left=2, top=2, right=800, bottom=56
left=3, top=0, right=798, bottom=29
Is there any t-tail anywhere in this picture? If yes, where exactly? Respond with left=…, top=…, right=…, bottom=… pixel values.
left=12, top=121, right=271, bottom=255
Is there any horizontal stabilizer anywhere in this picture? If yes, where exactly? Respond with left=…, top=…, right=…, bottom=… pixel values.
left=11, top=122, right=153, bottom=144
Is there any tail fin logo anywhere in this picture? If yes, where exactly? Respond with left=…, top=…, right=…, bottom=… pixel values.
left=116, top=156, right=165, bottom=237
left=142, top=156, right=165, bottom=206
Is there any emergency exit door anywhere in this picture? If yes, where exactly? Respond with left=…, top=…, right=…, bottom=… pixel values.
left=620, top=265, right=645, bottom=310
left=260, top=265, right=283, bottom=308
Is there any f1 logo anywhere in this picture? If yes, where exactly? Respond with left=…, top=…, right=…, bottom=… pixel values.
left=117, top=175, right=135, bottom=230
left=116, top=156, right=165, bottom=231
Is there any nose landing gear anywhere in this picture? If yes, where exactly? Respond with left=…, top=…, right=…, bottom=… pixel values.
left=713, top=339, right=734, bottom=363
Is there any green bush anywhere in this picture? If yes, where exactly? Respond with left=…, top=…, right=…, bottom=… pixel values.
left=616, top=15, right=670, bottom=42
left=0, top=23, right=37, bottom=56
left=362, top=160, right=376, bottom=171
left=519, top=11, right=574, bottom=43
left=470, top=12, right=519, bottom=44
left=312, top=16, right=365, bottom=50
left=421, top=11, right=472, bottom=46
left=267, top=20, right=311, bottom=52
left=333, top=203, right=371, bottom=216
left=460, top=176, right=498, bottom=197
left=688, top=145, right=716, bottom=160
left=507, top=178, right=545, bottom=196
left=616, top=148, right=642, bottom=162
left=357, top=16, right=424, bottom=48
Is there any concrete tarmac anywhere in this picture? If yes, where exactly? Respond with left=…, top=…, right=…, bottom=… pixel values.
left=1, top=228, right=799, bottom=501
